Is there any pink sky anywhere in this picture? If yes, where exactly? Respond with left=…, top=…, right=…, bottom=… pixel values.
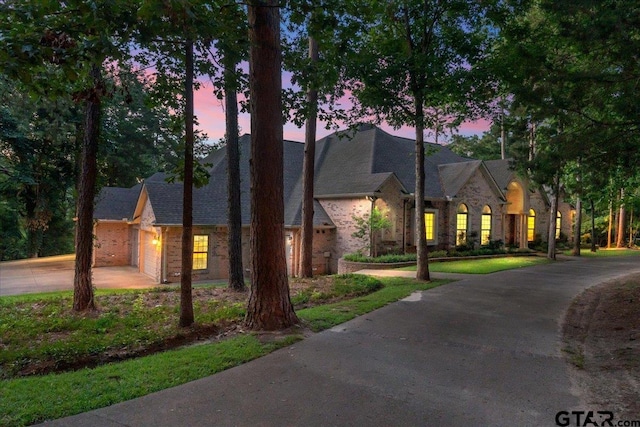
left=193, top=80, right=491, bottom=145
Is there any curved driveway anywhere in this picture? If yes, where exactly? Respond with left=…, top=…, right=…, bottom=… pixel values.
left=44, top=256, right=640, bottom=426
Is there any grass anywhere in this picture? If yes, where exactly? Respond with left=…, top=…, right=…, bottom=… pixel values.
left=0, top=334, right=298, bottom=427
left=0, top=275, right=448, bottom=426
left=396, top=256, right=551, bottom=274
left=298, top=277, right=446, bottom=331
left=562, top=248, right=640, bottom=257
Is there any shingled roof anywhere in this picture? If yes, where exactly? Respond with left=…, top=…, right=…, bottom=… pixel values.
left=484, top=159, right=515, bottom=191
left=94, top=185, right=141, bottom=221
left=314, top=123, right=472, bottom=199
left=95, top=124, right=501, bottom=226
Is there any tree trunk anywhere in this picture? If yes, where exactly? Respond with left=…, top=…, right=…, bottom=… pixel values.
left=299, top=36, right=319, bottom=278
left=245, top=0, right=298, bottom=330
left=73, top=63, right=101, bottom=312
left=616, top=188, right=625, bottom=248
left=500, top=99, right=506, bottom=160
left=629, top=209, right=634, bottom=247
left=571, top=197, right=582, bottom=256
left=300, top=37, right=319, bottom=277
left=179, top=39, right=195, bottom=327
left=607, top=201, right=613, bottom=248
left=414, top=98, right=430, bottom=281
left=224, top=50, right=245, bottom=291
left=546, top=175, right=559, bottom=260
left=590, top=199, right=597, bottom=252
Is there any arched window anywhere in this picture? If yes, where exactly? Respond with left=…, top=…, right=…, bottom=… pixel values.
left=481, top=205, right=492, bottom=245
left=527, top=209, right=536, bottom=242
left=456, top=204, right=468, bottom=246
left=556, top=211, right=562, bottom=239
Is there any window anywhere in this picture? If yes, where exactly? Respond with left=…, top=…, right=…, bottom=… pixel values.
left=556, top=211, right=562, bottom=240
left=456, top=204, right=468, bottom=246
left=527, top=209, right=536, bottom=242
left=193, top=235, right=209, bottom=270
left=481, top=205, right=492, bottom=245
left=424, top=211, right=438, bottom=245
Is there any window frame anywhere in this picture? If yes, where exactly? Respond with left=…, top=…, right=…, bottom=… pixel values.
left=556, top=211, right=562, bottom=240
left=527, top=209, right=536, bottom=242
left=424, top=209, right=438, bottom=245
left=456, top=204, right=468, bottom=246
left=193, top=234, right=209, bottom=271
left=481, top=205, right=492, bottom=246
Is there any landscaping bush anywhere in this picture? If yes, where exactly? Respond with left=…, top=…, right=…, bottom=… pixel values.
left=429, top=250, right=448, bottom=258
left=332, top=274, right=384, bottom=296
left=343, top=253, right=417, bottom=263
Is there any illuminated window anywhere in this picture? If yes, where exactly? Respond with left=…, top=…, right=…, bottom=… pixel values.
left=456, top=204, right=468, bottom=246
left=481, top=205, right=492, bottom=245
left=527, top=209, right=536, bottom=242
left=425, top=211, right=436, bottom=242
left=556, top=211, right=562, bottom=240
left=193, top=235, right=209, bottom=270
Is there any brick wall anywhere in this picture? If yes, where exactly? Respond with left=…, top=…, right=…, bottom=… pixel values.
left=319, top=198, right=372, bottom=257
left=93, top=222, right=131, bottom=267
left=162, top=226, right=251, bottom=283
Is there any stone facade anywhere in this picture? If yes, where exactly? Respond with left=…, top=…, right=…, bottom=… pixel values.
left=450, top=167, right=504, bottom=248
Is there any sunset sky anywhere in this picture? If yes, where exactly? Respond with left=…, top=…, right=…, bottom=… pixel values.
left=193, top=79, right=492, bottom=145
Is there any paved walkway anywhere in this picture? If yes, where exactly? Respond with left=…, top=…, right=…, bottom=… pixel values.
left=42, top=255, right=640, bottom=427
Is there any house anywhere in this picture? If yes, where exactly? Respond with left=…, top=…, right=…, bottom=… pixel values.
left=93, top=124, right=575, bottom=283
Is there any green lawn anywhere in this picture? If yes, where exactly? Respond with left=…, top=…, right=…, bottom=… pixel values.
left=397, top=256, right=551, bottom=274
left=0, top=276, right=448, bottom=427
left=563, top=248, right=640, bottom=257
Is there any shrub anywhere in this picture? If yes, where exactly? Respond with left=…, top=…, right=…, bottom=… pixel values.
left=429, top=250, right=447, bottom=258
left=343, top=253, right=417, bottom=263
left=332, top=274, right=383, bottom=296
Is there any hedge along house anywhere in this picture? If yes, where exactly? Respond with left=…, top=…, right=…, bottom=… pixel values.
left=93, top=124, right=574, bottom=283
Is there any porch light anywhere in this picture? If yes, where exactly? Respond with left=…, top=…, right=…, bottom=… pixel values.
left=152, top=235, right=159, bottom=246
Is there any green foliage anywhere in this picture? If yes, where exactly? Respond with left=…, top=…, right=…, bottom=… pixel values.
left=290, top=274, right=383, bottom=306
left=0, top=334, right=297, bottom=427
left=332, top=274, right=383, bottom=296
left=0, top=276, right=446, bottom=425
left=0, top=287, right=246, bottom=380
left=343, top=253, right=417, bottom=263
left=351, top=206, right=392, bottom=256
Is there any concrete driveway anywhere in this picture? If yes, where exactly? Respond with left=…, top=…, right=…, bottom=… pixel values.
left=0, top=254, right=157, bottom=296
left=43, top=255, right=640, bottom=427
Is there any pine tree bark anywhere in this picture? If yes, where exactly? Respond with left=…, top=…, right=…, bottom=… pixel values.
left=616, top=188, right=625, bottom=248
left=607, top=201, right=613, bottom=248
left=590, top=199, right=597, bottom=252
left=73, top=63, right=101, bottom=312
left=224, top=51, right=245, bottom=291
left=299, top=36, right=319, bottom=278
left=547, top=175, right=559, bottom=260
left=245, top=0, right=298, bottom=330
left=571, top=197, right=582, bottom=256
left=414, top=97, right=430, bottom=281
left=179, top=39, right=195, bottom=327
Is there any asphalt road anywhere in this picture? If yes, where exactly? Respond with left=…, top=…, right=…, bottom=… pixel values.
left=43, top=255, right=640, bottom=427
left=0, top=254, right=157, bottom=296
